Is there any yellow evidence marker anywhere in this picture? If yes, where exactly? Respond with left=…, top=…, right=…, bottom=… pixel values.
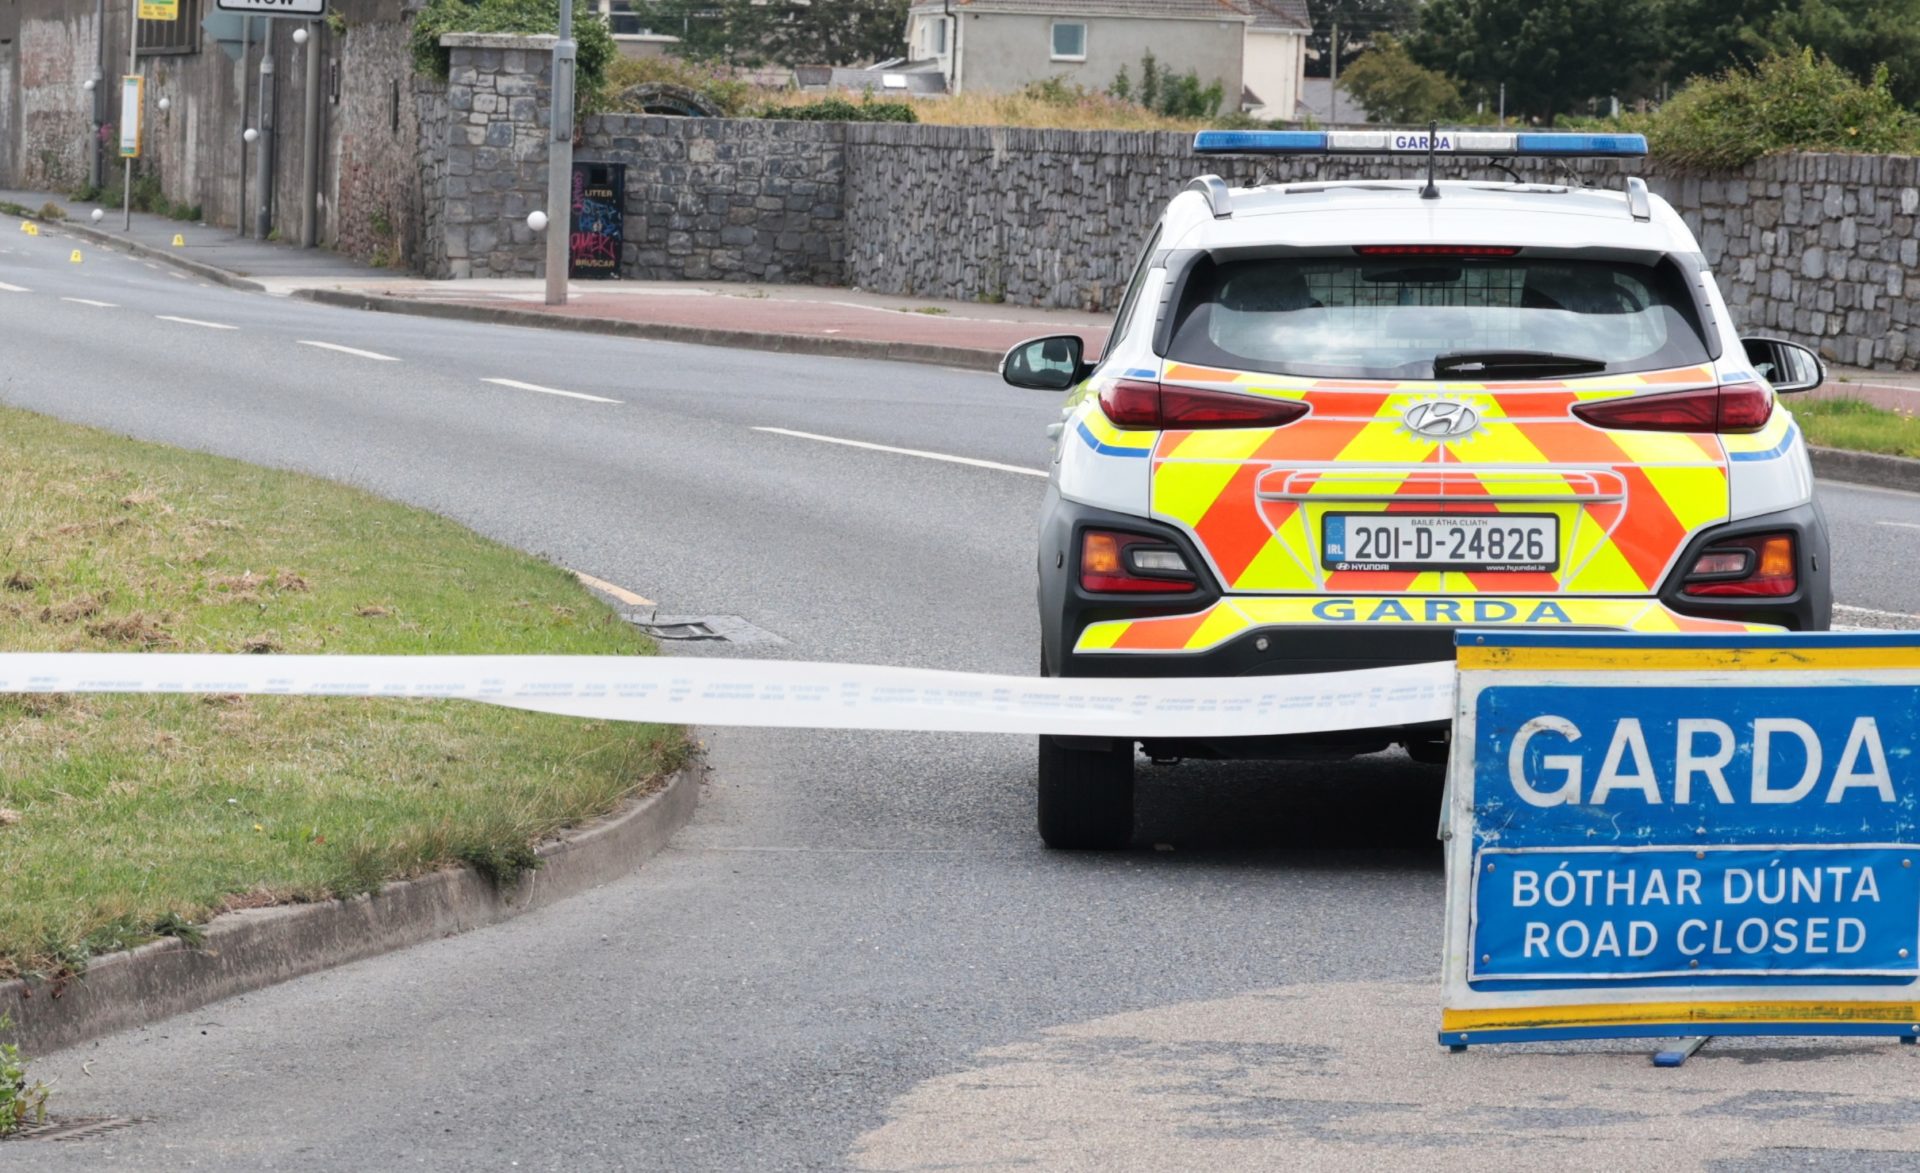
left=70, top=249, right=83, bottom=263
left=172, top=234, right=185, bottom=247
left=21, top=221, right=38, bottom=236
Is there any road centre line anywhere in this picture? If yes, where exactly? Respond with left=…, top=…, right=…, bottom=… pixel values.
left=60, top=296, right=117, bottom=307
left=0, top=281, right=28, bottom=293
left=1876, top=521, right=1920, bottom=531
left=157, top=315, right=237, bottom=330
left=752, top=427, right=1048, bottom=478
left=483, top=377, right=622, bottom=405
left=297, top=340, right=400, bottom=362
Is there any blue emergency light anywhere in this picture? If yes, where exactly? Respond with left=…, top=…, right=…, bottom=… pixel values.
left=1192, top=129, right=1648, bottom=158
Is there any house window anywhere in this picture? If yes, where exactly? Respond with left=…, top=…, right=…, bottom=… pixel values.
left=136, top=0, right=201, bottom=56
left=1050, top=21, right=1086, bottom=61
left=600, top=0, right=645, bottom=36
left=931, top=17, right=948, bottom=55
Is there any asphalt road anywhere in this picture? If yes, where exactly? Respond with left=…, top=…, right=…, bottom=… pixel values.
left=4, top=223, right=1920, bottom=1171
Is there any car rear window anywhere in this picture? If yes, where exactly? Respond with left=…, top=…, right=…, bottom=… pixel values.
left=1166, top=254, right=1713, bottom=380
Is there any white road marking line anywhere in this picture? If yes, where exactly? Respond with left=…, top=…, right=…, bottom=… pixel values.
left=572, top=570, right=655, bottom=608
left=482, top=377, right=621, bottom=404
left=753, top=426, right=1048, bottom=478
left=166, top=271, right=189, bottom=280
left=1875, top=521, right=1920, bottom=531
left=297, top=340, right=400, bottom=362
left=1834, top=603, right=1919, bottom=626
left=60, top=296, right=117, bottom=308
left=0, top=281, right=29, bottom=292
left=156, top=314, right=237, bottom=330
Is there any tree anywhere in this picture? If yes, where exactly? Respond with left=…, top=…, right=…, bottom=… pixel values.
left=1307, top=0, right=1418, bottom=79
left=1768, top=0, right=1920, bottom=107
left=1659, top=0, right=1795, bottom=84
left=1410, top=0, right=1660, bottom=122
left=1338, top=36, right=1463, bottom=123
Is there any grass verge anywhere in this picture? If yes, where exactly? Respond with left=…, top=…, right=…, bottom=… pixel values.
left=0, top=406, right=688, bottom=981
left=1790, top=397, right=1920, bottom=459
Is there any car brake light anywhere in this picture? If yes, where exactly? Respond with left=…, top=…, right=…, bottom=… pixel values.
left=1571, top=385, right=1772, bottom=434
left=1081, top=530, right=1196, bottom=593
left=1099, top=380, right=1310, bottom=430
left=1684, top=533, right=1796, bottom=597
left=1353, top=245, right=1521, bottom=256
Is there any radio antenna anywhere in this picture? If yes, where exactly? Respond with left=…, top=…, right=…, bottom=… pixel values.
left=1421, top=119, right=1441, bottom=200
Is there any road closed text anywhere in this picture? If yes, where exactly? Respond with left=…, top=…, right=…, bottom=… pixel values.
left=1470, top=847, right=1920, bottom=979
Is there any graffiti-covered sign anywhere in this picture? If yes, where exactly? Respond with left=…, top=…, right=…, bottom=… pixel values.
left=1441, top=632, right=1920, bottom=1048
left=570, top=162, right=624, bottom=279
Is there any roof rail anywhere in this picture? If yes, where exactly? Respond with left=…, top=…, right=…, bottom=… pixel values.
left=1186, top=175, right=1232, bottom=219
left=1625, top=175, right=1651, bottom=221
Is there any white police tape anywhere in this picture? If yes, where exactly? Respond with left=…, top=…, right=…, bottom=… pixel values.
left=0, top=654, right=1456, bottom=738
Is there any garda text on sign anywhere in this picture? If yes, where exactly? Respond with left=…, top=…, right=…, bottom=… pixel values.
left=1440, top=632, right=1920, bottom=1048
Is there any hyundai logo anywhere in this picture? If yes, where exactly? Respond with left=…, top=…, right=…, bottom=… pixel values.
left=1403, top=400, right=1481, bottom=437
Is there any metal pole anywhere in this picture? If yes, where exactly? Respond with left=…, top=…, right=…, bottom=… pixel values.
left=239, top=15, right=251, bottom=235
left=1328, top=20, right=1338, bottom=128
left=544, top=0, right=576, bottom=305
left=1498, top=83, right=1505, bottom=127
left=122, top=0, right=137, bottom=229
left=90, top=0, right=106, bottom=190
left=254, top=26, right=274, bottom=239
left=301, top=22, right=320, bottom=248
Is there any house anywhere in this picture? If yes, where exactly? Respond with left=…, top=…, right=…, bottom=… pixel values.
left=905, top=0, right=1253, bottom=112
left=1239, top=0, right=1309, bottom=120
left=596, top=0, right=681, bottom=59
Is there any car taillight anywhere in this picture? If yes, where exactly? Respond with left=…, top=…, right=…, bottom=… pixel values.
left=1683, top=533, right=1796, bottom=597
left=1080, top=530, right=1196, bottom=593
left=1098, top=380, right=1310, bottom=430
left=1571, top=384, right=1773, bottom=434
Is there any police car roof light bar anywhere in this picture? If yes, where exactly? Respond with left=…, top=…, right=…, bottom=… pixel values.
left=1191, top=129, right=1649, bottom=159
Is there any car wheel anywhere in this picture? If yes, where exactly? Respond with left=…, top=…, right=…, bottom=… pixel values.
left=1036, top=734, right=1135, bottom=849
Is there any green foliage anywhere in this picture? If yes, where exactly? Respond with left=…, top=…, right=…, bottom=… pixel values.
left=602, top=53, right=754, bottom=116
left=455, top=840, right=544, bottom=888
left=760, top=94, right=916, bottom=122
left=1108, top=64, right=1132, bottom=101
left=1100, top=51, right=1223, bottom=118
left=648, top=0, right=908, bottom=68
left=1338, top=35, right=1463, bottom=122
left=1157, top=70, right=1226, bottom=119
left=1139, top=50, right=1161, bottom=111
left=1412, top=0, right=1660, bottom=120
left=1641, top=49, right=1920, bottom=168
left=410, top=0, right=616, bottom=100
left=0, top=1017, right=51, bottom=1137
left=37, top=202, right=66, bottom=221
left=1770, top=0, right=1920, bottom=107
left=1308, top=0, right=1420, bottom=78
left=1790, top=395, right=1920, bottom=458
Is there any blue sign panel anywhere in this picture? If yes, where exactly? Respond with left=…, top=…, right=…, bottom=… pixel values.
left=1472, top=845, right=1920, bottom=980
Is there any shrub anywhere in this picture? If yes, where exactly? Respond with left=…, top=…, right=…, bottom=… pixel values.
left=1642, top=48, right=1920, bottom=169
left=1338, top=35, right=1464, bottom=124
left=0, top=1017, right=51, bottom=1137
left=601, top=54, right=753, bottom=116
left=760, top=95, right=916, bottom=123
left=410, top=0, right=615, bottom=100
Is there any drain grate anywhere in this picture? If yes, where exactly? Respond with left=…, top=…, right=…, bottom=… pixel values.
left=627, top=614, right=784, bottom=646
left=4, top=1115, right=145, bottom=1143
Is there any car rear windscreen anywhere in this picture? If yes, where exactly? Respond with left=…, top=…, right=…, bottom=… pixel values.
left=1165, top=254, right=1713, bottom=380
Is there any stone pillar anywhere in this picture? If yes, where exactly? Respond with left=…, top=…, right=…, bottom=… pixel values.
left=427, top=32, right=555, bottom=280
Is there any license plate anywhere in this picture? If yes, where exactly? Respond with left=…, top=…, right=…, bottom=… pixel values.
left=1322, top=514, right=1558, bottom=572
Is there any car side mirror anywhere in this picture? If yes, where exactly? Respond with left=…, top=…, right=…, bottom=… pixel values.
left=1741, top=337, right=1825, bottom=395
left=1001, top=334, right=1092, bottom=391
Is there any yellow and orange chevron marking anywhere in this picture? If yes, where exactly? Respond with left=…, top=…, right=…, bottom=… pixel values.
left=1144, top=364, right=1734, bottom=598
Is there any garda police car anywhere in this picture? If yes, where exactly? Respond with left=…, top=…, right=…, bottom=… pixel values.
left=1001, top=130, right=1833, bottom=849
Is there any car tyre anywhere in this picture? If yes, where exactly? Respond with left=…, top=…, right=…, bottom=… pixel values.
left=1036, top=735, right=1135, bottom=850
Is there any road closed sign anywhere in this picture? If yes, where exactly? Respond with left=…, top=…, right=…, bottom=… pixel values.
left=1441, top=631, right=1920, bottom=1048
left=215, top=0, right=325, bottom=15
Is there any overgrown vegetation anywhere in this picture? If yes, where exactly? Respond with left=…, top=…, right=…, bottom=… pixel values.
left=0, top=406, right=687, bottom=981
left=1790, top=396, right=1920, bottom=459
left=758, top=94, right=915, bottom=123
left=0, top=1017, right=51, bottom=1138
left=410, top=0, right=615, bottom=96
left=602, top=53, right=755, bottom=116
left=1107, top=52, right=1225, bottom=119
left=1637, top=50, right=1920, bottom=169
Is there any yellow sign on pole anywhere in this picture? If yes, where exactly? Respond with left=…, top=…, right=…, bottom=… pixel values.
left=119, top=75, right=143, bottom=159
left=138, top=0, right=178, bottom=19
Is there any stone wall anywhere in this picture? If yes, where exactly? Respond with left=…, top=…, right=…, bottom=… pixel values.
left=584, top=114, right=844, bottom=284
left=421, top=33, right=553, bottom=279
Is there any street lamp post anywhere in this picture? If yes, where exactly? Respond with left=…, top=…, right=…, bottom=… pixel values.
left=543, top=0, right=576, bottom=306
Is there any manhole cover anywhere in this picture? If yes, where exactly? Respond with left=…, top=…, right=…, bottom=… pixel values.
left=628, top=614, right=784, bottom=646
left=3, top=1115, right=144, bottom=1142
